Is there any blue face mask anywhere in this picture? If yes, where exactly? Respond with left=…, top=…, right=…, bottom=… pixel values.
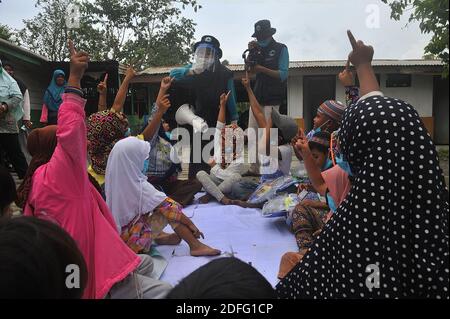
left=326, top=193, right=337, bottom=212
left=336, top=155, right=352, bottom=176
left=306, top=127, right=320, bottom=140
left=142, top=158, right=149, bottom=174
left=257, top=38, right=271, bottom=48
left=307, top=120, right=331, bottom=141
left=124, top=127, right=131, bottom=137
left=322, top=158, right=333, bottom=171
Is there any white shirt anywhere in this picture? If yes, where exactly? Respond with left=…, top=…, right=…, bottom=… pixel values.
left=212, top=120, right=247, bottom=180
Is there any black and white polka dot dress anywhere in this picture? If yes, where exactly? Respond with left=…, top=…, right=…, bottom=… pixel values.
left=276, top=95, right=449, bottom=299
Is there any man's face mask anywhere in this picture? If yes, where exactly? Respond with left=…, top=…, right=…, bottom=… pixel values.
left=192, top=44, right=216, bottom=74
left=257, top=38, right=271, bottom=48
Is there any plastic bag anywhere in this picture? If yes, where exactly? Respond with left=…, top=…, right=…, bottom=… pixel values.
left=262, top=194, right=300, bottom=218
left=247, top=175, right=298, bottom=204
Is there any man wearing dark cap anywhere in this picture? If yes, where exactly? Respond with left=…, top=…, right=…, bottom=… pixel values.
left=170, top=35, right=238, bottom=179
left=247, top=20, right=289, bottom=175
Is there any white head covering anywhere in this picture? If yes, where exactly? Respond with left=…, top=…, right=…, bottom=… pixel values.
left=105, top=137, right=167, bottom=232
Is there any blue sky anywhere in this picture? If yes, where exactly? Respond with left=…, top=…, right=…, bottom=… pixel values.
left=1, top=0, right=431, bottom=63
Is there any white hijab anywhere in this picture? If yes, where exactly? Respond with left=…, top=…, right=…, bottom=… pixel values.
left=105, top=137, right=167, bottom=232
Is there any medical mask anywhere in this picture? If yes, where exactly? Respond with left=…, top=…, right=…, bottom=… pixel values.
left=142, top=158, right=149, bottom=174
left=257, top=38, right=271, bottom=47
left=326, top=193, right=337, bottom=212
left=306, top=120, right=330, bottom=141
left=322, top=158, right=333, bottom=171
left=124, top=127, right=131, bottom=137
left=336, top=154, right=353, bottom=176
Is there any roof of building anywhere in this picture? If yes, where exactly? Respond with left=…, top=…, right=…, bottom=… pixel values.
left=0, top=39, right=49, bottom=65
left=138, top=59, right=445, bottom=76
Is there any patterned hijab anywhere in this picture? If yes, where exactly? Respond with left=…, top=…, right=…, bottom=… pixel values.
left=277, top=95, right=449, bottom=298
left=87, top=110, right=129, bottom=175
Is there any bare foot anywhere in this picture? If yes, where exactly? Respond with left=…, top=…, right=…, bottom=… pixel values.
left=190, top=242, right=221, bottom=257
left=199, top=194, right=213, bottom=204
left=220, top=196, right=232, bottom=205
left=154, top=232, right=182, bottom=245
left=230, top=199, right=263, bottom=209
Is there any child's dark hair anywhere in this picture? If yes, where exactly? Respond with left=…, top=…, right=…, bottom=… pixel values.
left=167, top=257, right=276, bottom=299
left=0, top=217, right=88, bottom=299
left=0, top=167, right=16, bottom=215
left=308, top=131, right=331, bottom=154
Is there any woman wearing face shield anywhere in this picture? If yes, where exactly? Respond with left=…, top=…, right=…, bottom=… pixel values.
left=169, top=35, right=239, bottom=179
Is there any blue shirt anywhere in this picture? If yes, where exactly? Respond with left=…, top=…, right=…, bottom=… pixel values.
left=279, top=47, right=289, bottom=82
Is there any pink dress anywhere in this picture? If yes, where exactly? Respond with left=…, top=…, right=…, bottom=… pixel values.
left=321, top=165, right=352, bottom=219
left=24, top=93, right=140, bottom=299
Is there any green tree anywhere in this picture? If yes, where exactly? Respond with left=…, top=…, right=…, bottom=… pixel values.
left=0, top=24, right=14, bottom=41
left=83, top=0, right=200, bottom=68
left=382, top=0, right=449, bottom=77
left=17, top=0, right=200, bottom=67
left=17, top=0, right=73, bottom=61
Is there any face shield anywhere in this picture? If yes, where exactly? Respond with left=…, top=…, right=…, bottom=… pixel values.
left=192, top=44, right=217, bottom=74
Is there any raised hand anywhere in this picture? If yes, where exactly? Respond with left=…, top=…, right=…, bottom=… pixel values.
left=338, top=60, right=354, bottom=87
left=219, top=91, right=231, bottom=109
left=347, top=30, right=374, bottom=68
left=68, top=39, right=89, bottom=88
left=156, top=94, right=171, bottom=113
left=295, top=134, right=311, bottom=158
left=125, top=67, right=137, bottom=80
left=97, top=73, right=108, bottom=94
left=160, top=76, right=174, bottom=92
left=241, top=72, right=251, bottom=90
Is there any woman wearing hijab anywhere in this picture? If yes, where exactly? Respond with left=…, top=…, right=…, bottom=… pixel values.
left=16, top=40, right=172, bottom=299
left=86, top=67, right=136, bottom=190
left=105, top=136, right=221, bottom=257
left=41, top=69, right=66, bottom=125
left=276, top=31, right=449, bottom=299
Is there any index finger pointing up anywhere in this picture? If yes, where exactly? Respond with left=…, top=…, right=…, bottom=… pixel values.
left=104, top=73, right=109, bottom=83
left=347, top=30, right=357, bottom=50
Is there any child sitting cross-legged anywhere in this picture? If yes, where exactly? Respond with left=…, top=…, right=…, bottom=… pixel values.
left=196, top=91, right=247, bottom=205
left=278, top=129, right=352, bottom=279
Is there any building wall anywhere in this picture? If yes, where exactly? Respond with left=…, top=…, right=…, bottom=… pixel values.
left=336, top=73, right=434, bottom=116
left=379, top=74, right=434, bottom=117
left=13, top=63, right=49, bottom=124
left=287, top=76, right=303, bottom=118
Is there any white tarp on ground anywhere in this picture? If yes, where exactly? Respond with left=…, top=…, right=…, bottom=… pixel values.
left=156, top=194, right=298, bottom=288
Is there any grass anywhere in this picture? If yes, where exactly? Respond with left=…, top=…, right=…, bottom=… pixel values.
left=438, top=148, right=449, bottom=161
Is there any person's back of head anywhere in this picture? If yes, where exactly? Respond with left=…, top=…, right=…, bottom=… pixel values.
left=0, top=217, right=87, bottom=299
left=0, top=167, right=16, bottom=219
left=167, top=257, right=276, bottom=299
